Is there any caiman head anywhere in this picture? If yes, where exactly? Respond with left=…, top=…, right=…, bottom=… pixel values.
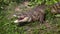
left=13, top=14, right=31, bottom=24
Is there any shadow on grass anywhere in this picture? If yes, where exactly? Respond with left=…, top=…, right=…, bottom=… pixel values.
left=17, top=22, right=34, bottom=27
left=17, top=21, right=41, bottom=27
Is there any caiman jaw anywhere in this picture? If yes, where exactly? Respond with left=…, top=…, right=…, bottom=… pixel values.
left=14, top=17, right=30, bottom=23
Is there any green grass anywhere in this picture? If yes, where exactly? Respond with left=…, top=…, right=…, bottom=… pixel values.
left=0, top=0, right=60, bottom=34
left=0, top=11, right=60, bottom=34
left=1, top=15, right=60, bottom=34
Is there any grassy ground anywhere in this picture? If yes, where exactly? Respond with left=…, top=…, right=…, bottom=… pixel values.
left=0, top=0, right=60, bottom=34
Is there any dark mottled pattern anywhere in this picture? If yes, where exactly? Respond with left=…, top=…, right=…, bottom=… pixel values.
left=50, top=2, right=60, bottom=14
left=18, top=4, right=46, bottom=23
left=15, top=2, right=60, bottom=23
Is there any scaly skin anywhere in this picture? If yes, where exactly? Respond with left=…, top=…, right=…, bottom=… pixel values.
left=14, top=2, right=60, bottom=24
